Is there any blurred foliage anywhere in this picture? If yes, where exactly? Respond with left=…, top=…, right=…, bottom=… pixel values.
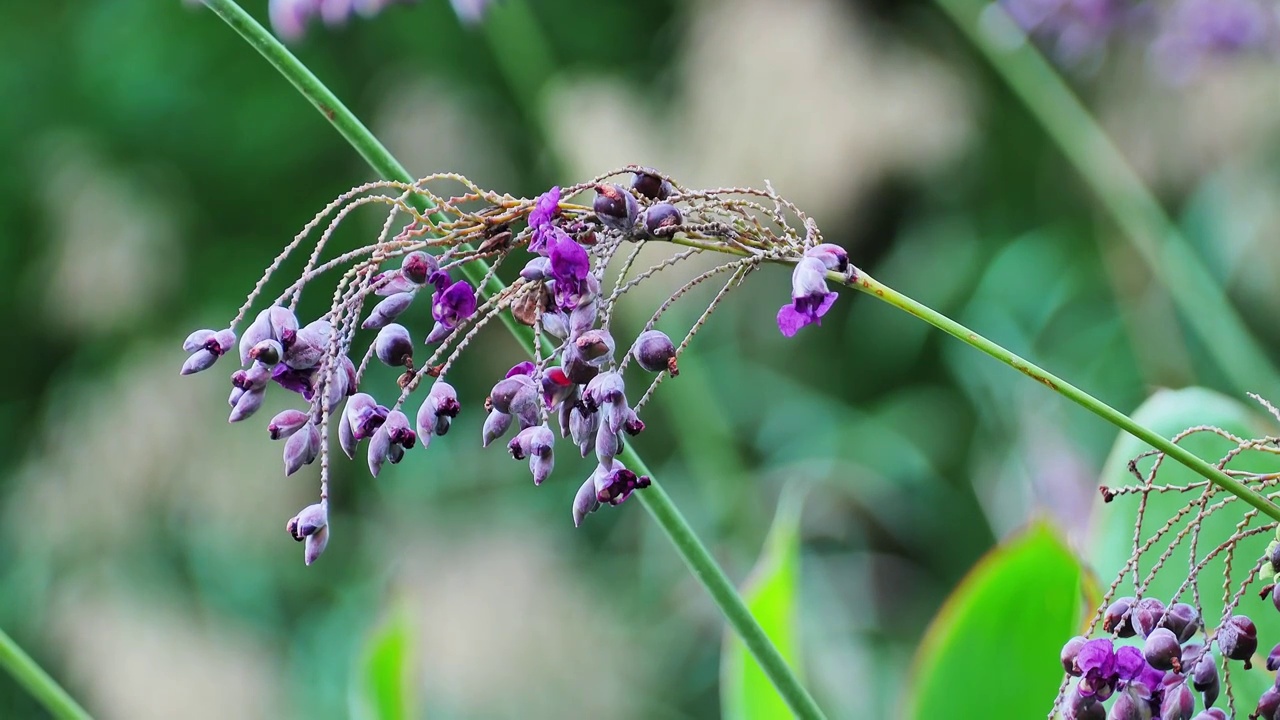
left=1, top=0, right=1280, bottom=718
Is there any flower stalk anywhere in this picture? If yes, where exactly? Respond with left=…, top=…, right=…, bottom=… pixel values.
left=0, top=625, right=92, bottom=720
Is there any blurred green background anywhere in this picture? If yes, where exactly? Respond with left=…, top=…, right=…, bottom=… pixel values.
left=3, top=0, right=1280, bottom=718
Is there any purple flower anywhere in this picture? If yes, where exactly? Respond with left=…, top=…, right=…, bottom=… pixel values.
left=527, top=186, right=561, bottom=255
left=1076, top=638, right=1117, bottom=698
left=267, top=0, right=425, bottom=42
left=426, top=274, right=477, bottom=342
left=777, top=257, right=838, bottom=337
left=272, top=363, right=317, bottom=399
left=548, top=229, right=592, bottom=310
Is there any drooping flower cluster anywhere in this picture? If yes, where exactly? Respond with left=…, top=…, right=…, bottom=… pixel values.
left=181, top=167, right=853, bottom=565
left=1051, top=400, right=1280, bottom=718
left=259, top=0, right=494, bottom=42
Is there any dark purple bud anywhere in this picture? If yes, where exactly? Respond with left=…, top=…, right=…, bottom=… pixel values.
left=1267, top=540, right=1280, bottom=571
left=572, top=474, right=600, bottom=527
left=343, top=393, right=386, bottom=442
left=283, top=421, right=321, bottom=476
left=804, top=242, right=850, bottom=274
left=570, top=405, right=598, bottom=458
left=363, top=292, right=416, bottom=330
left=304, top=524, right=329, bottom=566
left=249, top=338, right=284, bottom=367
left=286, top=502, right=327, bottom=541
left=1114, top=645, right=1146, bottom=683
left=1144, top=628, right=1182, bottom=671
left=1190, top=650, right=1219, bottom=709
left=583, top=371, right=626, bottom=412
left=506, top=361, right=535, bottom=378
left=1105, top=597, right=1137, bottom=637
left=621, top=408, right=644, bottom=436
left=373, top=269, right=417, bottom=297
left=563, top=354, right=599, bottom=385
left=431, top=279, right=477, bottom=330
left=642, top=202, right=682, bottom=237
left=228, top=387, right=265, bottom=423
left=401, top=251, right=435, bottom=285
left=268, top=409, right=310, bottom=440
left=1164, top=603, right=1201, bottom=644
left=374, top=324, right=414, bottom=367
left=383, top=410, right=416, bottom=449
left=1133, top=598, right=1166, bottom=638
left=1217, top=614, right=1257, bottom=667
left=527, top=186, right=562, bottom=255
left=181, top=349, right=218, bottom=375
left=632, top=330, right=678, bottom=374
left=1191, top=710, right=1226, bottom=720
left=183, top=329, right=215, bottom=353
left=270, top=363, right=313, bottom=397
left=239, top=310, right=274, bottom=365
left=490, top=375, right=536, bottom=414
left=1066, top=685, right=1104, bottom=720
left=1106, top=687, right=1144, bottom=720
left=1272, top=583, right=1280, bottom=614
left=594, top=463, right=650, bottom=506
left=1255, top=687, right=1280, bottom=720
left=573, top=329, right=615, bottom=366
left=593, top=184, right=640, bottom=233
left=416, top=380, right=460, bottom=442
left=520, top=257, right=551, bottom=282
left=631, top=168, right=673, bottom=201
left=1075, top=638, right=1116, bottom=697
left=595, top=423, right=622, bottom=467
left=283, top=319, right=330, bottom=370
left=1268, top=642, right=1280, bottom=672
left=558, top=389, right=576, bottom=438
left=482, top=409, right=513, bottom=447
left=1160, top=680, right=1195, bottom=720
left=1061, top=635, right=1088, bottom=676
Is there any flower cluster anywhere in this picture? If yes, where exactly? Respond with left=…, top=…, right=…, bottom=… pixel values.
left=263, top=0, right=493, bottom=42
left=181, top=167, right=854, bottom=564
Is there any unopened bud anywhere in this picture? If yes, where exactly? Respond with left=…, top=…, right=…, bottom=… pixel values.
left=181, top=349, right=218, bottom=375
left=401, top=251, right=436, bottom=285
left=283, top=421, right=322, bottom=476
left=572, top=474, right=600, bottom=527
left=228, top=387, right=266, bottom=422
left=631, top=330, right=678, bottom=374
left=631, top=168, right=673, bottom=201
left=268, top=409, right=310, bottom=440
left=482, top=409, right=513, bottom=447
left=573, top=329, right=615, bottom=366
left=593, top=184, right=639, bottom=233
left=284, top=319, right=331, bottom=369
left=363, top=292, right=416, bottom=330
left=520, top=257, right=551, bottom=281
left=642, top=202, right=682, bottom=237
left=249, top=338, right=283, bottom=367
left=304, top=524, right=329, bottom=566
left=374, top=324, right=414, bottom=367
left=490, top=375, right=536, bottom=414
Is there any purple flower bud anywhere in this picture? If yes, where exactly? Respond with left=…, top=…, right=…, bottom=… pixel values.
left=1075, top=638, right=1116, bottom=697
left=520, top=257, right=551, bottom=281
left=527, top=186, right=561, bottom=255
left=339, top=406, right=357, bottom=459
left=373, top=269, right=418, bottom=297
left=383, top=410, right=416, bottom=449
left=183, top=329, right=215, bottom=353
left=547, top=230, right=592, bottom=311
left=1272, top=582, right=1280, bottom=614
left=1163, top=602, right=1201, bottom=644
left=270, top=363, right=313, bottom=397
left=248, top=338, right=284, bottom=367
left=572, top=474, right=600, bottom=527
left=1191, top=710, right=1226, bottom=720
left=368, top=425, right=392, bottom=478
left=1066, top=684, right=1104, bottom=720
left=1160, top=680, right=1195, bottom=720
left=268, top=409, right=310, bottom=440
left=1133, top=598, right=1166, bottom=638
left=631, top=168, right=673, bottom=201
left=1268, top=642, right=1280, bottom=672
left=1107, top=687, right=1145, bottom=720
left=631, top=330, right=678, bottom=374
left=1062, top=635, right=1088, bottom=676
left=508, top=425, right=555, bottom=485
left=239, top=309, right=274, bottom=365
left=213, top=328, right=236, bottom=355
left=777, top=257, right=838, bottom=338
left=1255, top=687, right=1280, bottom=720
left=541, top=367, right=575, bottom=409
left=1113, top=645, right=1146, bottom=682
left=431, top=277, right=477, bottom=332
left=506, top=361, right=535, bottom=378
left=570, top=404, right=598, bottom=457
left=181, top=349, right=218, bottom=375
left=283, top=319, right=330, bottom=370
left=490, top=375, right=536, bottom=414
left=583, top=371, right=626, bottom=412
left=594, top=462, right=651, bottom=506
left=363, top=292, right=416, bottom=330
left=320, top=354, right=356, bottom=409
left=401, top=251, right=436, bottom=286
left=1187, top=646, right=1218, bottom=708
left=1104, top=597, right=1137, bottom=637
left=286, top=502, right=327, bottom=541
left=804, top=243, right=850, bottom=274
left=283, top=421, right=321, bottom=476
left=343, top=393, right=387, bottom=442
left=542, top=310, right=570, bottom=339
left=228, top=385, right=244, bottom=408
left=416, top=380, right=460, bottom=442
left=228, top=386, right=266, bottom=422
left=558, top=388, right=576, bottom=438
left=482, top=409, right=513, bottom=447
left=595, top=423, right=622, bottom=467
left=1144, top=628, right=1181, bottom=671
left=621, top=408, right=644, bottom=436
left=642, top=202, right=682, bottom=237
left=593, top=184, right=639, bottom=233
left=563, top=354, right=600, bottom=385
left=267, top=306, right=300, bottom=344
left=304, top=524, right=329, bottom=566
left=1217, top=614, right=1258, bottom=666
left=374, top=323, right=414, bottom=367
left=572, top=329, right=615, bottom=366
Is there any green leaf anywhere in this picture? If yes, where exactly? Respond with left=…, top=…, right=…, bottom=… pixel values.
left=1089, top=387, right=1280, bottom=703
left=905, top=521, right=1088, bottom=719
left=721, top=485, right=805, bottom=720
left=352, top=606, right=418, bottom=720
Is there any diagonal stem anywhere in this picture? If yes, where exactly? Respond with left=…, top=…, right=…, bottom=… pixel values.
left=0, top=625, right=92, bottom=720
left=199, top=1, right=825, bottom=717
left=931, top=0, right=1280, bottom=396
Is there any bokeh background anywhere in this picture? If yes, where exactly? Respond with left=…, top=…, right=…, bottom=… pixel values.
left=3, top=0, right=1280, bottom=718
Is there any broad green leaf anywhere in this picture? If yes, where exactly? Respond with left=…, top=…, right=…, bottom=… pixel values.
left=721, top=485, right=805, bottom=720
left=905, top=521, right=1088, bottom=719
left=352, top=606, right=418, bottom=720
left=1089, top=387, right=1280, bottom=704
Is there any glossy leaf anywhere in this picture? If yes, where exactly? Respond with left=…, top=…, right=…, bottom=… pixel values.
left=905, top=521, right=1087, bottom=719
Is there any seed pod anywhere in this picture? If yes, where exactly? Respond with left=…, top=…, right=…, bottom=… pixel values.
left=374, top=324, right=414, bottom=367
left=593, top=184, right=639, bottom=233
left=363, top=292, right=416, bottom=330
left=1217, top=614, right=1258, bottom=667
left=642, top=202, right=682, bottom=237
left=630, top=168, right=673, bottom=201
left=631, top=330, right=678, bottom=374
left=268, top=409, right=310, bottom=440
left=1143, top=628, right=1181, bottom=671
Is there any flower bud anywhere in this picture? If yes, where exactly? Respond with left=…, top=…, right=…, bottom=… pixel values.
left=506, top=361, right=535, bottom=378
left=1217, top=614, right=1257, bottom=666
left=563, top=353, right=600, bottom=385
left=595, top=423, right=622, bottom=467
left=283, top=421, right=321, bottom=476
left=1104, top=597, right=1136, bottom=637
left=228, top=387, right=265, bottom=422
left=542, top=310, right=570, bottom=339
left=631, top=168, right=673, bottom=201
left=573, top=329, right=615, bottom=366
left=249, top=338, right=284, bottom=367
left=212, top=328, right=236, bottom=355
left=267, top=306, right=299, bottom=344
left=284, top=319, right=331, bottom=369
left=321, top=354, right=356, bottom=408
left=1164, top=603, right=1201, bottom=644
left=183, top=329, right=215, bottom=353
left=305, top=524, right=329, bottom=566
left=594, top=461, right=650, bottom=506
left=228, top=385, right=244, bottom=408
left=520, top=257, right=551, bottom=281
left=181, top=349, right=218, bottom=375
left=1159, top=680, right=1195, bottom=720
left=1255, top=687, right=1280, bottom=720
left=541, top=367, right=575, bottom=409
left=383, top=410, right=416, bottom=449
left=509, top=425, right=555, bottom=485
left=401, top=251, right=436, bottom=285
left=593, top=184, right=639, bottom=233
left=1272, top=583, right=1280, bottom=614
left=416, top=380, right=461, bottom=442
left=569, top=404, right=598, bottom=457
left=572, top=475, right=601, bottom=527
left=1061, top=635, right=1088, bottom=676
left=344, top=393, right=388, bottom=441
left=642, top=202, right=682, bottom=237
left=1191, top=710, right=1226, bottom=720
left=239, top=309, right=275, bottom=365
left=286, top=502, right=327, bottom=541
left=1107, top=687, right=1146, bottom=720
left=583, top=371, right=626, bottom=412
left=268, top=409, right=310, bottom=440
left=363, top=292, right=416, bottom=330
left=631, top=330, right=678, bottom=374
left=490, top=375, right=536, bottom=414
left=1268, top=642, right=1280, bottom=672
left=374, top=323, right=414, bottom=367
left=569, top=298, right=597, bottom=336
left=482, top=409, right=513, bottom=447
left=1144, top=628, right=1181, bottom=671
left=1187, top=646, right=1218, bottom=708
left=1132, top=597, right=1166, bottom=638
left=804, top=243, right=850, bottom=274
left=339, top=406, right=357, bottom=459
left=367, top=425, right=392, bottom=478
left=372, top=269, right=417, bottom=296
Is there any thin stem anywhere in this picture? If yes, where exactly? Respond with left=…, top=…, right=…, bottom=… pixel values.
left=849, top=270, right=1280, bottom=523
left=200, top=2, right=823, bottom=716
left=0, top=625, right=92, bottom=720
left=931, top=0, right=1280, bottom=395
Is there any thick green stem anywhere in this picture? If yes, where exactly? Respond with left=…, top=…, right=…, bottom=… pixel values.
left=200, top=2, right=824, bottom=717
left=849, top=270, right=1280, bottom=523
left=932, top=0, right=1280, bottom=395
left=0, top=626, right=92, bottom=720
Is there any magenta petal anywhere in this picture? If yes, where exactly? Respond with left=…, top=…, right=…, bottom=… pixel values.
left=777, top=304, right=807, bottom=337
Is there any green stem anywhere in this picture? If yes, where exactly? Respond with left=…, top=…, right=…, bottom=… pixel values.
left=0, top=626, right=92, bottom=720
left=848, top=270, right=1280, bottom=523
left=200, top=2, right=824, bottom=717
left=931, top=0, right=1280, bottom=395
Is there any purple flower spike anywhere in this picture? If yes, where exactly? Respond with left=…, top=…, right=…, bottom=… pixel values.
left=777, top=257, right=838, bottom=337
